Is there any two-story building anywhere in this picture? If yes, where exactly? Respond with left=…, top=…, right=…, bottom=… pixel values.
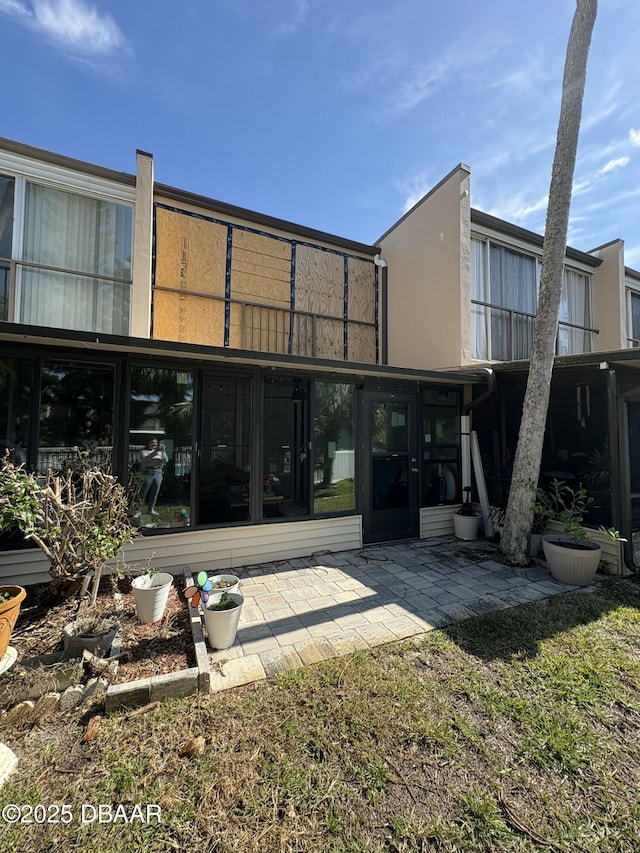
left=0, top=139, right=493, bottom=586
left=2, top=139, right=638, bottom=585
left=377, top=163, right=640, bottom=571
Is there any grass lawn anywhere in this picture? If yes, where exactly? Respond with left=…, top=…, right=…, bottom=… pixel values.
left=1, top=577, right=640, bottom=852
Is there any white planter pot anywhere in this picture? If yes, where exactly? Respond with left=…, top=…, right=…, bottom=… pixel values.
left=202, top=592, right=244, bottom=650
left=542, top=535, right=602, bottom=586
left=207, top=574, right=240, bottom=595
left=131, top=572, right=173, bottom=624
left=63, top=621, right=120, bottom=655
left=453, top=512, right=481, bottom=541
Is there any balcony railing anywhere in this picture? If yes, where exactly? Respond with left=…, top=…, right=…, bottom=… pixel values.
left=153, top=286, right=377, bottom=361
left=472, top=300, right=598, bottom=361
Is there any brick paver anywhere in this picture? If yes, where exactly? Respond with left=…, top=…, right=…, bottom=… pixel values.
left=205, top=535, right=591, bottom=693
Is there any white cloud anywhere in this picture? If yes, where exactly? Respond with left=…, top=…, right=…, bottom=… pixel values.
left=630, top=128, right=640, bottom=147
left=486, top=193, right=548, bottom=224
left=599, top=156, right=630, bottom=175
left=383, top=36, right=501, bottom=116
left=0, top=0, right=128, bottom=56
left=273, top=0, right=311, bottom=36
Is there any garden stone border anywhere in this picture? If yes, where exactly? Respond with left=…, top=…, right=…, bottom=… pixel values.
left=104, top=568, right=210, bottom=714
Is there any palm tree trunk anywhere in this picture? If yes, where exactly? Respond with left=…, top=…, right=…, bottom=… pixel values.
left=500, top=0, right=598, bottom=565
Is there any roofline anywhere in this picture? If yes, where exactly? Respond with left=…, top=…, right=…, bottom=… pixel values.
left=471, top=209, right=602, bottom=267
left=0, top=323, right=486, bottom=386
left=377, top=163, right=471, bottom=244
left=155, top=182, right=381, bottom=257
left=626, top=266, right=640, bottom=282
left=0, top=136, right=136, bottom=187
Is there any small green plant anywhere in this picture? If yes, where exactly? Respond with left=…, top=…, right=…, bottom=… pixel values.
left=597, top=526, right=627, bottom=543
left=547, top=479, right=593, bottom=542
left=532, top=486, right=555, bottom=534
left=206, top=591, right=239, bottom=612
left=0, top=455, right=137, bottom=605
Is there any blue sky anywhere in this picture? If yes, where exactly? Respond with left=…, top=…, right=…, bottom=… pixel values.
left=2, top=0, right=639, bottom=265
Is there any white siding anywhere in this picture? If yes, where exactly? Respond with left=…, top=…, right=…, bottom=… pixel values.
left=420, top=505, right=458, bottom=538
left=0, top=517, right=363, bottom=586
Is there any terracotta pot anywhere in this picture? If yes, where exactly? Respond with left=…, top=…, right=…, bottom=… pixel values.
left=0, top=586, right=26, bottom=659
left=542, top=535, right=602, bottom=586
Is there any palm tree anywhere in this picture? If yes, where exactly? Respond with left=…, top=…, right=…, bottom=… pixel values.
left=500, top=0, right=598, bottom=565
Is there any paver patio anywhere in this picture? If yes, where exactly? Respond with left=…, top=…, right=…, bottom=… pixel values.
left=206, top=536, right=594, bottom=692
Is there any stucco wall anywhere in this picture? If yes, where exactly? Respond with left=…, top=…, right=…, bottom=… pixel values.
left=379, top=165, right=469, bottom=370
left=590, top=240, right=626, bottom=351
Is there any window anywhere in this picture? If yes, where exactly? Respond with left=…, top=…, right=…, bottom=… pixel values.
left=472, top=239, right=536, bottom=360
left=129, top=367, right=193, bottom=530
left=263, top=377, right=310, bottom=519
left=313, top=382, right=355, bottom=513
left=0, top=357, right=31, bottom=465
left=21, top=182, right=132, bottom=334
left=0, top=176, right=15, bottom=321
left=0, top=171, right=133, bottom=334
left=38, top=362, right=115, bottom=476
left=471, top=237, right=593, bottom=359
left=198, top=374, right=251, bottom=525
left=627, top=289, right=640, bottom=346
left=421, top=388, right=460, bottom=506
left=559, top=269, right=592, bottom=354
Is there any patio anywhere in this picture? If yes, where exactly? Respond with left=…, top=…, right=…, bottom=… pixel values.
left=207, top=535, right=588, bottom=691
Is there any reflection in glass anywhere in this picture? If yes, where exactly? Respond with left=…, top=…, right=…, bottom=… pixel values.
left=314, top=382, right=355, bottom=513
left=198, top=375, right=251, bottom=525
left=263, top=377, right=309, bottom=519
left=130, top=367, right=193, bottom=530
left=0, top=359, right=31, bottom=465
left=372, top=402, right=409, bottom=453
left=422, top=388, right=460, bottom=506
left=38, top=362, right=115, bottom=476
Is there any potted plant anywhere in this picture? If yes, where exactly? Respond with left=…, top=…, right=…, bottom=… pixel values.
left=130, top=562, right=174, bottom=625
left=0, top=455, right=137, bottom=653
left=0, top=585, right=27, bottom=660
left=542, top=479, right=601, bottom=585
left=202, top=591, right=244, bottom=650
left=208, top=573, right=240, bottom=594
left=453, top=487, right=481, bottom=541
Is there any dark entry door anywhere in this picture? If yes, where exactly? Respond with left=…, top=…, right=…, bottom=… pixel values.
left=363, top=392, right=419, bottom=543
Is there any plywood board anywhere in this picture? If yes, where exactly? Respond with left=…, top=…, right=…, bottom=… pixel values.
left=229, top=302, right=290, bottom=353
left=348, top=323, right=376, bottom=363
left=153, top=290, right=225, bottom=346
left=295, top=245, right=344, bottom=317
left=230, top=230, right=291, bottom=306
left=348, top=257, right=375, bottom=322
left=155, top=208, right=227, bottom=297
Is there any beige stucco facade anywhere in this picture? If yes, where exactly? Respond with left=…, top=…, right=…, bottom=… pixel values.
left=379, top=165, right=471, bottom=371
left=590, top=239, right=627, bottom=351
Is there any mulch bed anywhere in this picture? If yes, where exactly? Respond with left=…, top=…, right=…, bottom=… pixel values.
left=10, top=575, right=196, bottom=684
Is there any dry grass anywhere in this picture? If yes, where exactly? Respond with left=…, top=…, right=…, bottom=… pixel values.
left=1, top=578, right=640, bottom=852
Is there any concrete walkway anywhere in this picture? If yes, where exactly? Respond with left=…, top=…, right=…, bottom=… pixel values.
left=207, top=536, right=586, bottom=692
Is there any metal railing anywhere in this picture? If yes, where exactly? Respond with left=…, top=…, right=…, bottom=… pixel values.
left=472, top=300, right=599, bottom=361
left=153, top=285, right=377, bottom=361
